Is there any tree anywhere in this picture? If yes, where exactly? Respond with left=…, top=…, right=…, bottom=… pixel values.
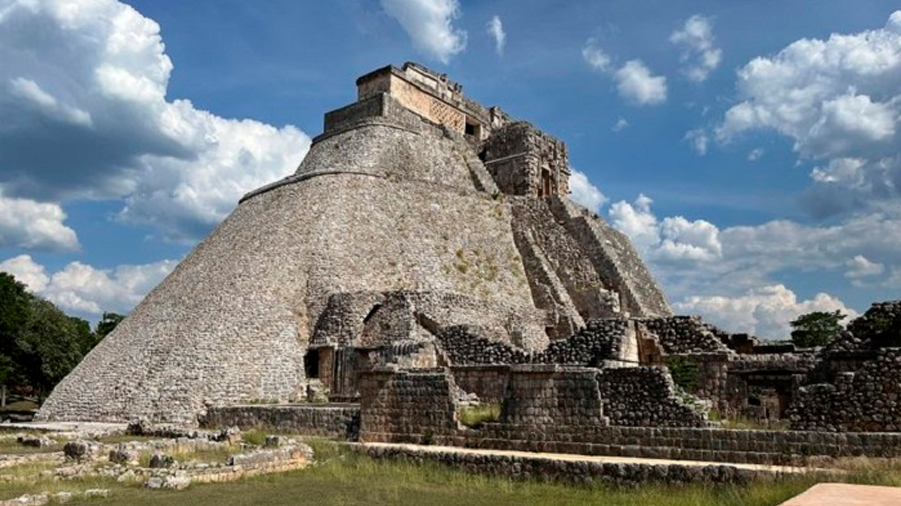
left=17, top=298, right=91, bottom=399
left=0, top=273, right=31, bottom=405
left=0, top=272, right=101, bottom=402
left=790, top=310, right=846, bottom=348
left=95, top=312, right=125, bottom=341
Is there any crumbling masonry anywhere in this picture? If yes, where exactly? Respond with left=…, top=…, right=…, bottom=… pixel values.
left=36, top=65, right=901, bottom=464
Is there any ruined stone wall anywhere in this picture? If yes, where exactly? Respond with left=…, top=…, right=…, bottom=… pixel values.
left=501, top=366, right=608, bottom=428
left=361, top=445, right=764, bottom=485
left=310, top=291, right=546, bottom=351
left=537, top=319, right=627, bottom=365
left=435, top=318, right=629, bottom=366
left=358, top=367, right=901, bottom=465
left=200, top=405, right=360, bottom=440
left=641, top=316, right=730, bottom=354
left=359, top=369, right=459, bottom=440
left=598, top=367, right=709, bottom=427
left=664, top=353, right=733, bottom=414
left=451, top=365, right=511, bottom=403
left=789, top=348, right=901, bottom=432
left=436, top=325, right=531, bottom=365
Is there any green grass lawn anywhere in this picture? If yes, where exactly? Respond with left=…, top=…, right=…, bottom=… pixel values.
left=4, top=439, right=900, bottom=506
left=50, top=442, right=817, bottom=506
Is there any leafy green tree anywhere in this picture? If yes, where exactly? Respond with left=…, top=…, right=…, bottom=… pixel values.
left=790, top=310, right=846, bottom=348
left=95, top=312, right=125, bottom=341
left=17, top=298, right=91, bottom=399
left=0, top=273, right=30, bottom=391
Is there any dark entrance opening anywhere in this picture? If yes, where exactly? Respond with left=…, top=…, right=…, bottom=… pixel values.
left=304, top=349, right=319, bottom=378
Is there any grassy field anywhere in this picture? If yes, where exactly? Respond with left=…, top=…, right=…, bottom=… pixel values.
left=3, top=439, right=901, bottom=506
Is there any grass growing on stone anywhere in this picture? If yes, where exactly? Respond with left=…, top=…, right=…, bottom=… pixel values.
left=459, top=403, right=502, bottom=428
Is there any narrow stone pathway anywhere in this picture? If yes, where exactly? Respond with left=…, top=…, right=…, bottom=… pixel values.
left=779, top=483, right=901, bottom=505
left=360, top=441, right=823, bottom=475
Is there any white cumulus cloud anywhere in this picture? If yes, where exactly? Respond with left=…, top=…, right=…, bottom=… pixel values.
left=0, top=190, right=78, bottom=252
left=716, top=11, right=901, bottom=218
left=582, top=40, right=666, bottom=106
left=604, top=194, right=901, bottom=338
left=609, top=194, right=721, bottom=263
left=0, top=254, right=49, bottom=292
left=670, top=15, right=722, bottom=82
left=614, top=60, right=667, bottom=106
left=675, top=285, right=856, bottom=340
left=612, top=118, right=630, bottom=132
left=0, top=254, right=174, bottom=317
left=845, top=254, right=885, bottom=281
left=487, top=15, right=505, bottom=55
left=0, top=0, right=311, bottom=242
left=568, top=169, right=608, bottom=212
left=381, top=0, right=467, bottom=63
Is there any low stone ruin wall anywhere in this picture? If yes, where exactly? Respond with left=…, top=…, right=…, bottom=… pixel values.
left=356, top=365, right=901, bottom=466
left=789, top=348, right=901, bottom=432
left=501, top=366, right=609, bottom=428
left=436, top=318, right=627, bottom=366
left=451, top=365, right=510, bottom=403
left=359, top=368, right=459, bottom=440
left=360, top=445, right=768, bottom=485
left=201, top=405, right=361, bottom=440
left=640, top=316, right=729, bottom=354
left=598, top=367, right=708, bottom=427
left=365, top=422, right=901, bottom=466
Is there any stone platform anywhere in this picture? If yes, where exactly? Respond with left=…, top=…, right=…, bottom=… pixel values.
left=781, top=483, right=901, bottom=505
left=358, top=442, right=828, bottom=485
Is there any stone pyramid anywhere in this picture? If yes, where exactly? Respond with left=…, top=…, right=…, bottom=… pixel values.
left=38, top=63, right=671, bottom=423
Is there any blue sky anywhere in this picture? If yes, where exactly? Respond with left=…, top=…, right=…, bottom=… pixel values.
left=1, top=0, right=900, bottom=338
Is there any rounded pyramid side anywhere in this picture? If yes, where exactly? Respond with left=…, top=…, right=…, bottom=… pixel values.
left=36, top=122, right=541, bottom=423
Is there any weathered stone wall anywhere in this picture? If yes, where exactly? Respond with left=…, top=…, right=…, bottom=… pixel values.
left=511, top=198, right=618, bottom=322
left=790, top=348, right=901, bottom=432
left=200, top=405, right=360, bottom=440
left=361, top=445, right=765, bottom=485
left=436, top=325, right=531, bottom=365
left=537, top=319, right=627, bottom=365
left=547, top=197, right=672, bottom=318
left=481, top=122, right=570, bottom=197
left=310, top=291, right=546, bottom=351
left=501, top=366, right=608, bottom=428
left=359, top=369, right=459, bottom=441
left=365, top=419, right=901, bottom=466
left=663, top=353, right=731, bottom=413
left=434, top=318, right=629, bottom=367
left=451, top=365, right=511, bottom=403
left=598, top=367, right=709, bottom=427
left=641, top=316, right=729, bottom=354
